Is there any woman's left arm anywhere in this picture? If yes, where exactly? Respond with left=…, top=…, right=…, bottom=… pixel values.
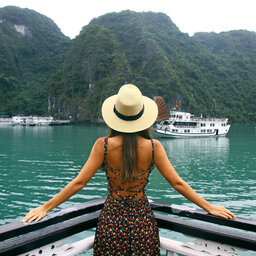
left=22, top=137, right=104, bottom=223
left=153, top=139, right=236, bottom=219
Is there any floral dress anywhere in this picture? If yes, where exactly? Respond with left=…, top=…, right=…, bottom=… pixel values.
left=93, top=137, right=160, bottom=255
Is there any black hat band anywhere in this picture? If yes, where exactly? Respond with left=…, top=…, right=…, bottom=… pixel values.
left=114, top=105, right=144, bottom=121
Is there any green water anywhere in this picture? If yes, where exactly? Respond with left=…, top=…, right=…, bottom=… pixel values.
left=0, top=124, right=255, bottom=254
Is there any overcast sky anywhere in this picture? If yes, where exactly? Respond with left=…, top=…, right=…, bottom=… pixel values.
left=0, top=0, right=255, bottom=39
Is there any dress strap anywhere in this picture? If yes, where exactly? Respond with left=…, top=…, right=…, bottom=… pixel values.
left=150, top=139, right=155, bottom=167
left=104, top=137, right=108, bottom=167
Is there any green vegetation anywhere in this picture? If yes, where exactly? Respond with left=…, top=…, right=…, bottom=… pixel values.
left=1, top=8, right=255, bottom=123
left=193, top=31, right=256, bottom=123
left=48, top=24, right=131, bottom=121
left=0, top=6, right=70, bottom=115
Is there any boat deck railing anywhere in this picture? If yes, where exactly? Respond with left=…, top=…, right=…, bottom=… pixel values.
left=0, top=198, right=256, bottom=256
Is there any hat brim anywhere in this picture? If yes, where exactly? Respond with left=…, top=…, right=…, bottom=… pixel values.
left=102, top=95, right=158, bottom=133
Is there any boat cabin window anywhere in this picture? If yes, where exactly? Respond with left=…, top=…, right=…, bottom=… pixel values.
left=201, top=123, right=206, bottom=127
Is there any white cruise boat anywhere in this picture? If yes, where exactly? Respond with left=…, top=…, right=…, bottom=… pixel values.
left=155, top=110, right=230, bottom=138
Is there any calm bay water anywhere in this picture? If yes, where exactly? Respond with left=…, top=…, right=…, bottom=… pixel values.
left=0, top=124, right=255, bottom=254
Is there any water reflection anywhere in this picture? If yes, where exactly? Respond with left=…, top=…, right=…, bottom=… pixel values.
left=159, top=137, right=230, bottom=178
left=161, top=136, right=229, bottom=155
left=5, top=125, right=55, bottom=137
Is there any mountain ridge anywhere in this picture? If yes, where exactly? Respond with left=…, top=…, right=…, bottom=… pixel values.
left=0, top=7, right=255, bottom=123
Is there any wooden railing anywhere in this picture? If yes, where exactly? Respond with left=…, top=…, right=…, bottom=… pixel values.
left=0, top=198, right=255, bottom=256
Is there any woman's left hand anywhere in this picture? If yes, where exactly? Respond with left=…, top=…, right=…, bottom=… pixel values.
left=208, top=205, right=236, bottom=219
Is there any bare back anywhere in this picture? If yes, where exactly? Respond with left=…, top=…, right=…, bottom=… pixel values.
left=103, top=135, right=155, bottom=201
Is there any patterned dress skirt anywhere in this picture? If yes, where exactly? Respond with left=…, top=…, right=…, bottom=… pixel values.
left=93, top=194, right=160, bottom=255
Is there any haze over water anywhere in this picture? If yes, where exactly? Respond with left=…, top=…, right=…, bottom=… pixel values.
left=0, top=124, right=255, bottom=254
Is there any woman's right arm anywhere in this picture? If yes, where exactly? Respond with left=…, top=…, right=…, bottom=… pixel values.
left=153, top=140, right=235, bottom=219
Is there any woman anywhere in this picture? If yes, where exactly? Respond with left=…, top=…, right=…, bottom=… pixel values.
left=23, top=84, right=235, bottom=255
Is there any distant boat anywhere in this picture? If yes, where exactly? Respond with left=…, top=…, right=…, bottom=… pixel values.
left=6, top=116, right=71, bottom=126
left=154, top=97, right=230, bottom=138
left=0, top=117, right=14, bottom=126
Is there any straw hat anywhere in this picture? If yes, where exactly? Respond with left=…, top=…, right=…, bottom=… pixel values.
left=101, top=84, right=158, bottom=133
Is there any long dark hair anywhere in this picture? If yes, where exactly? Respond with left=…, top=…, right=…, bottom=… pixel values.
left=108, top=128, right=152, bottom=183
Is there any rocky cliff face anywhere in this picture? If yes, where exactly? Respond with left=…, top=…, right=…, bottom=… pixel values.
left=0, top=6, right=70, bottom=115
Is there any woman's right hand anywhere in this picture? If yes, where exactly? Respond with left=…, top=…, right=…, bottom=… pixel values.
left=22, top=205, right=48, bottom=223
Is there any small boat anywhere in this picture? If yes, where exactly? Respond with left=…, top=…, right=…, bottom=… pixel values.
left=11, top=116, right=71, bottom=126
left=0, top=117, right=14, bottom=126
left=154, top=97, right=230, bottom=138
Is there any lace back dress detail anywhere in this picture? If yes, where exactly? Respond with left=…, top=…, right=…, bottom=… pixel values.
left=104, top=137, right=154, bottom=201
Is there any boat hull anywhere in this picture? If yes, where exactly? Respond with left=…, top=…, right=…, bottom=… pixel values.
left=154, top=129, right=229, bottom=138
left=154, top=124, right=230, bottom=138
